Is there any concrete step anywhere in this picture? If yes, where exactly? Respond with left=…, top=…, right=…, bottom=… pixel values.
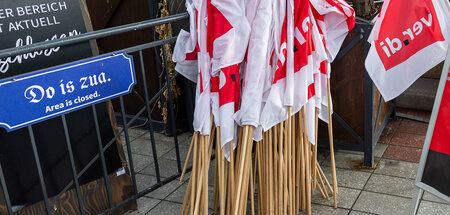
left=395, top=78, right=440, bottom=111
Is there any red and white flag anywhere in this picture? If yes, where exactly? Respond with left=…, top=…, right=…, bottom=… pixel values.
left=260, top=0, right=289, bottom=131
left=194, top=0, right=213, bottom=136
left=234, top=0, right=273, bottom=142
left=310, top=0, right=355, bottom=62
left=207, top=0, right=251, bottom=155
left=173, top=0, right=199, bottom=83
left=173, top=0, right=212, bottom=136
left=292, top=0, right=316, bottom=144
left=309, top=0, right=355, bottom=125
left=365, top=0, right=450, bottom=101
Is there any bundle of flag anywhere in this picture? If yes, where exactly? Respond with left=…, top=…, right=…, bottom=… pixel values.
left=173, top=0, right=355, bottom=214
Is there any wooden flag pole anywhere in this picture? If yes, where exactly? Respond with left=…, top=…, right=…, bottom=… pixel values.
left=217, top=127, right=226, bottom=215
left=303, top=108, right=312, bottom=215
left=257, top=140, right=264, bottom=215
left=316, top=162, right=333, bottom=194
left=229, top=140, right=235, bottom=213
left=233, top=125, right=250, bottom=215
left=313, top=108, right=319, bottom=189
left=292, top=110, right=297, bottom=214
left=277, top=124, right=283, bottom=215
left=316, top=165, right=330, bottom=200
left=268, top=128, right=274, bottom=215
left=180, top=170, right=192, bottom=215
left=314, top=171, right=327, bottom=199
left=288, top=107, right=294, bottom=215
left=295, top=113, right=301, bottom=214
left=239, top=126, right=254, bottom=215
left=190, top=132, right=199, bottom=215
left=273, top=127, right=279, bottom=215
left=281, top=121, right=288, bottom=215
left=250, top=157, right=255, bottom=215
left=213, top=148, right=219, bottom=214
left=327, top=78, right=338, bottom=208
left=299, top=109, right=306, bottom=211
left=180, top=136, right=195, bottom=182
left=203, top=135, right=209, bottom=215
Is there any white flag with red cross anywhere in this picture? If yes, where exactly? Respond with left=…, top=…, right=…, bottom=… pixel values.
left=365, top=0, right=450, bottom=101
left=207, top=0, right=251, bottom=155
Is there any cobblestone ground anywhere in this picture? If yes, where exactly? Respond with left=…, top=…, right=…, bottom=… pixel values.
left=123, top=108, right=450, bottom=215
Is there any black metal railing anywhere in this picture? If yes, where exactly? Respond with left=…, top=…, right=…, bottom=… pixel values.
left=0, top=12, right=190, bottom=215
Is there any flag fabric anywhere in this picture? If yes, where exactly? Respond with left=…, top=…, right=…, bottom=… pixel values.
left=310, top=0, right=355, bottom=62
left=173, top=0, right=198, bottom=83
left=174, top=0, right=356, bottom=146
left=309, top=0, right=355, bottom=124
left=365, top=0, right=450, bottom=101
left=173, top=0, right=212, bottom=136
left=207, top=0, right=251, bottom=156
left=194, top=0, right=212, bottom=136
left=234, top=0, right=273, bottom=142
left=421, top=60, right=450, bottom=197
left=260, top=0, right=289, bottom=132
left=292, top=0, right=316, bottom=144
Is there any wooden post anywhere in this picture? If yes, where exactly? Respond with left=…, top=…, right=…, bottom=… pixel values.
left=327, top=79, right=338, bottom=208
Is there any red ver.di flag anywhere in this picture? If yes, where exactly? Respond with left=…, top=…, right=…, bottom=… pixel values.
left=365, top=0, right=450, bottom=101
left=421, top=63, right=450, bottom=198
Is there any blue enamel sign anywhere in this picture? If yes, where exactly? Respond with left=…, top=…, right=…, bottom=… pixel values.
left=0, top=52, right=135, bottom=132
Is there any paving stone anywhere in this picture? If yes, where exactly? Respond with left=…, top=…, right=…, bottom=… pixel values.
left=348, top=211, right=376, bottom=215
left=125, top=197, right=160, bottom=215
left=422, top=192, right=450, bottom=205
left=353, top=191, right=411, bottom=215
left=130, top=138, right=174, bottom=157
left=148, top=200, right=182, bottom=215
left=417, top=200, right=450, bottom=215
left=383, top=145, right=422, bottom=163
left=374, top=143, right=388, bottom=158
left=127, top=153, right=153, bottom=173
left=127, top=128, right=149, bottom=139
left=141, top=158, right=180, bottom=178
left=166, top=182, right=189, bottom=203
left=374, top=158, right=419, bottom=179
left=330, top=144, right=385, bottom=162
left=163, top=144, right=192, bottom=166
left=146, top=179, right=184, bottom=200
left=177, top=132, right=194, bottom=146
left=390, top=132, right=425, bottom=148
left=397, top=119, right=429, bottom=136
left=364, top=174, right=415, bottom=198
left=332, top=143, right=386, bottom=159
left=322, top=152, right=368, bottom=170
left=378, top=119, right=402, bottom=144
left=299, top=204, right=350, bottom=215
left=311, top=186, right=360, bottom=209
left=135, top=174, right=158, bottom=193
left=322, top=166, right=371, bottom=190
left=317, top=150, right=330, bottom=164
left=208, top=161, right=216, bottom=187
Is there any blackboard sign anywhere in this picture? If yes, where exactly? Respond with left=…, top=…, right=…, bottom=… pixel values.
left=411, top=47, right=450, bottom=214
left=0, top=0, right=123, bottom=207
left=0, top=0, right=92, bottom=78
